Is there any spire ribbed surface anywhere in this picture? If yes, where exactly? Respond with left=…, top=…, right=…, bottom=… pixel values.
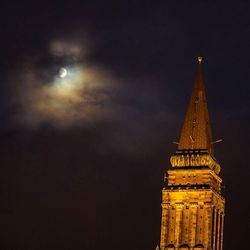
left=177, top=58, right=214, bottom=155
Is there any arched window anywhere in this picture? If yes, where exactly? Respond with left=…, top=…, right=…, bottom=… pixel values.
left=194, top=244, right=204, bottom=249
left=179, top=243, right=189, bottom=249
left=166, top=243, right=175, bottom=249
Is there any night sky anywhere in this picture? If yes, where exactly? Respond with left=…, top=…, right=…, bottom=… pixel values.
left=1, top=1, right=250, bottom=249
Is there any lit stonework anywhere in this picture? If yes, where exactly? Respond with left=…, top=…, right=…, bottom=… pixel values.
left=160, top=58, right=225, bottom=250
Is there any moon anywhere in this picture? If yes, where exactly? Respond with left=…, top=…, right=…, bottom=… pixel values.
left=59, top=67, right=67, bottom=78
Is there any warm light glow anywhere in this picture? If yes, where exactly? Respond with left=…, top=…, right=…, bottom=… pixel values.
left=170, top=153, right=221, bottom=174
left=160, top=57, right=225, bottom=250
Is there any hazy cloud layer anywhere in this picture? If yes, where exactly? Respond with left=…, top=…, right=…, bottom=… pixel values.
left=10, top=40, right=118, bottom=128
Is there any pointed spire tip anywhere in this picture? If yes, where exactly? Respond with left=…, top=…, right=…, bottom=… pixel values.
left=198, top=56, right=203, bottom=64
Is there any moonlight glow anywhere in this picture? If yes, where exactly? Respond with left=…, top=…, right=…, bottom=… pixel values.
left=59, top=67, right=67, bottom=78
left=17, top=62, right=113, bottom=128
left=15, top=40, right=114, bottom=128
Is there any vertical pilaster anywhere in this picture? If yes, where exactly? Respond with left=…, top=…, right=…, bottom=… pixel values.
left=216, top=211, right=221, bottom=250
left=220, top=213, right=224, bottom=250
left=175, top=204, right=183, bottom=246
left=195, top=205, right=205, bottom=246
left=160, top=204, right=169, bottom=250
left=168, top=206, right=176, bottom=245
left=200, top=206, right=205, bottom=245
left=195, top=205, right=200, bottom=245
left=181, top=205, right=191, bottom=245
left=191, top=203, right=198, bottom=247
left=205, top=205, right=213, bottom=248
left=212, top=208, right=217, bottom=250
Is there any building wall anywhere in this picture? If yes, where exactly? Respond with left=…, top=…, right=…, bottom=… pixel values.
left=160, top=188, right=225, bottom=250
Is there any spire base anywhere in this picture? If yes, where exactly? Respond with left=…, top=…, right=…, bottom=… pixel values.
left=170, top=150, right=221, bottom=174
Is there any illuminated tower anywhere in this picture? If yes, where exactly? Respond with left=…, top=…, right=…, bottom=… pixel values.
left=160, top=57, right=225, bottom=250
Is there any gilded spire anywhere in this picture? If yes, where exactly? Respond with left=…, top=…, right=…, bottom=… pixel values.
left=177, top=56, right=214, bottom=155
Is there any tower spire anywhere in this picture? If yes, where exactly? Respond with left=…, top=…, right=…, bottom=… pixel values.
left=160, top=58, right=225, bottom=250
left=177, top=56, right=213, bottom=155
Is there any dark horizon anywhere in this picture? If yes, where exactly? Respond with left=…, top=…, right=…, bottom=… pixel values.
left=0, top=1, right=250, bottom=249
